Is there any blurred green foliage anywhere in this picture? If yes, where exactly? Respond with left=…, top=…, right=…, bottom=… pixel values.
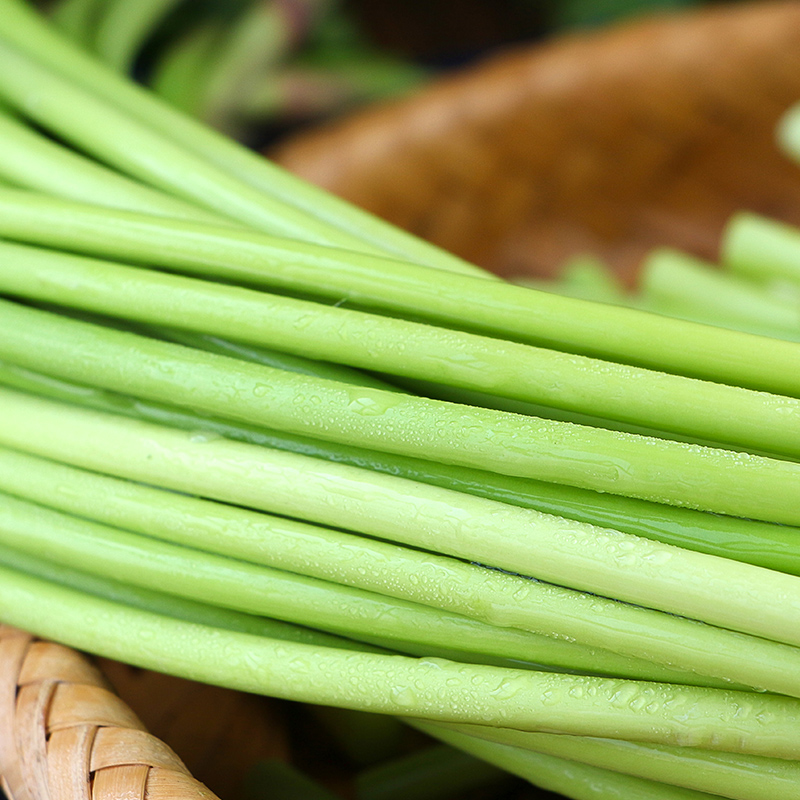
left=44, top=0, right=741, bottom=144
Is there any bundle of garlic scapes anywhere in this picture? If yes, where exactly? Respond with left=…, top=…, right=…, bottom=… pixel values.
left=2, top=2, right=800, bottom=798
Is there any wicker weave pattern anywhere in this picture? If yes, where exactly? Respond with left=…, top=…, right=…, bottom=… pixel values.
left=0, top=626, right=219, bottom=800
left=274, top=1, right=800, bottom=284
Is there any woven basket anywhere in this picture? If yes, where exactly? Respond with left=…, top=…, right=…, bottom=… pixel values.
left=6, top=3, right=800, bottom=799
left=273, top=0, right=800, bottom=286
left=0, top=626, right=220, bottom=800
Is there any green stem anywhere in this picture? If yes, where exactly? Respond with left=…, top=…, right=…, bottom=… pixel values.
left=444, top=724, right=800, bottom=800
left=309, top=705, right=405, bottom=767
left=3, top=390, right=800, bottom=656
left=242, top=760, right=340, bottom=800
left=777, top=102, right=800, bottom=167
left=48, top=0, right=104, bottom=45
left=6, top=489, right=699, bottom=680
left=7, top=490, right=630, bottom=672
left=239, top=69, right=343, bottom=122
left=6, top=243, right=800, bottom=459
left=0, top=540, right=358, bottom=650
left=2, top=301, right=800, bottom=529
left=0, top=37, right=360, bottom=239
left=149, top=22, right=224, bottom=116
left=169, top=336, right=765, bottom=455
left=0, top=190, right=798, bottom=401
left=641, top=248, right=800, bottom=340
left=4, top=446, right=789, bottom=692
left=241, top=59, right=425, bottom=123
left=93, top=0, right=184, bottom=73
left=150, top=326, right=397, bottom=392
left=8, top=241, right=800, bottom=458
left=3, top=360, right=800, bottom=578
left=2, top=538, right=572, bottom=671
left=195, top=0, right=300, bottom=134
left=722, top=212, right=800, bottom=289
left=0, top=2, right=488, bottom=276
left=395, top=378, right=750, bottom=451
left=0, top=116, right=222, bottom=222
left=559, top=255, right=627, bottom=303
left=2, top=565, right=800, bottom=758
left=416, top=723, right=725, bottom=800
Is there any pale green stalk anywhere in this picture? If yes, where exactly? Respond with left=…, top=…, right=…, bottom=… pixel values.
left=5, top=242, right=800, bottom=457
left=722, top=212, right=800, bottom=288
left=393, top=378, right=761, bottom=451
left=1, top=540, right=571, bottom=670
left=557, top=255, right=627, bottom=304
left=0, top=540, right=359, bottom=650
left=6, top=490, right=632, bottom=672
left=443, top=724, right=800, bottom=800
left=3, top=389, right=800, bottom=654
left=241, top=58, right=426, bottom=122
left=640, top=249, right=800, bottom=340
left=194, top=0, right=298, bottom=133
left=49, top=0, right=104, bottom=44
left=150, top=22, right=222, bottom=115
left=777, top=102, right=800, bottom=166
left=0, top=190, right=798, bottom=399
left=93, top=0, right=183, bottom=72
left=150, top=327, right=396, bottom=392
left=6, top=446, right=796, bottom=693
left=5, top=359, right=799, bottom=578
left=3, top=566, right=800, bottom=758
left=0, top=116, right=222, bottom=221
left=142, top=339, right=738, bottom=450
left=0, top=39, right=365, bottom=240
left=413, top=723, right=729, bottom=800
left=355, top=744, right=509, bottom=800
left=2, top=300, right=800, bottom=529
left=0, top=0, right=486, bottom=274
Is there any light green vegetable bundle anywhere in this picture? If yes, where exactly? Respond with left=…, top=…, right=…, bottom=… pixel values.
left=2, top=2, right=800, bottom=798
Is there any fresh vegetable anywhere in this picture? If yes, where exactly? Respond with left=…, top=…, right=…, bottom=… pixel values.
left=51, top=0, right=426, bottom=137
left=2, top=3, right=800, bottom=799
left=5, top=568, right=800, bottom=759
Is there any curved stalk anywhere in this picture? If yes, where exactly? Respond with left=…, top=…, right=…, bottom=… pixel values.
left=3, top=241, right=800, bottom=458
left=0, top=6, right=487, bottom=275
left=3, top=359, right=799, bottom=578
left=2, top=566, right=800, bottom=758
left=3, top=389, right=800, bottom=655
left=2, top=303, right=800, bottom=530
